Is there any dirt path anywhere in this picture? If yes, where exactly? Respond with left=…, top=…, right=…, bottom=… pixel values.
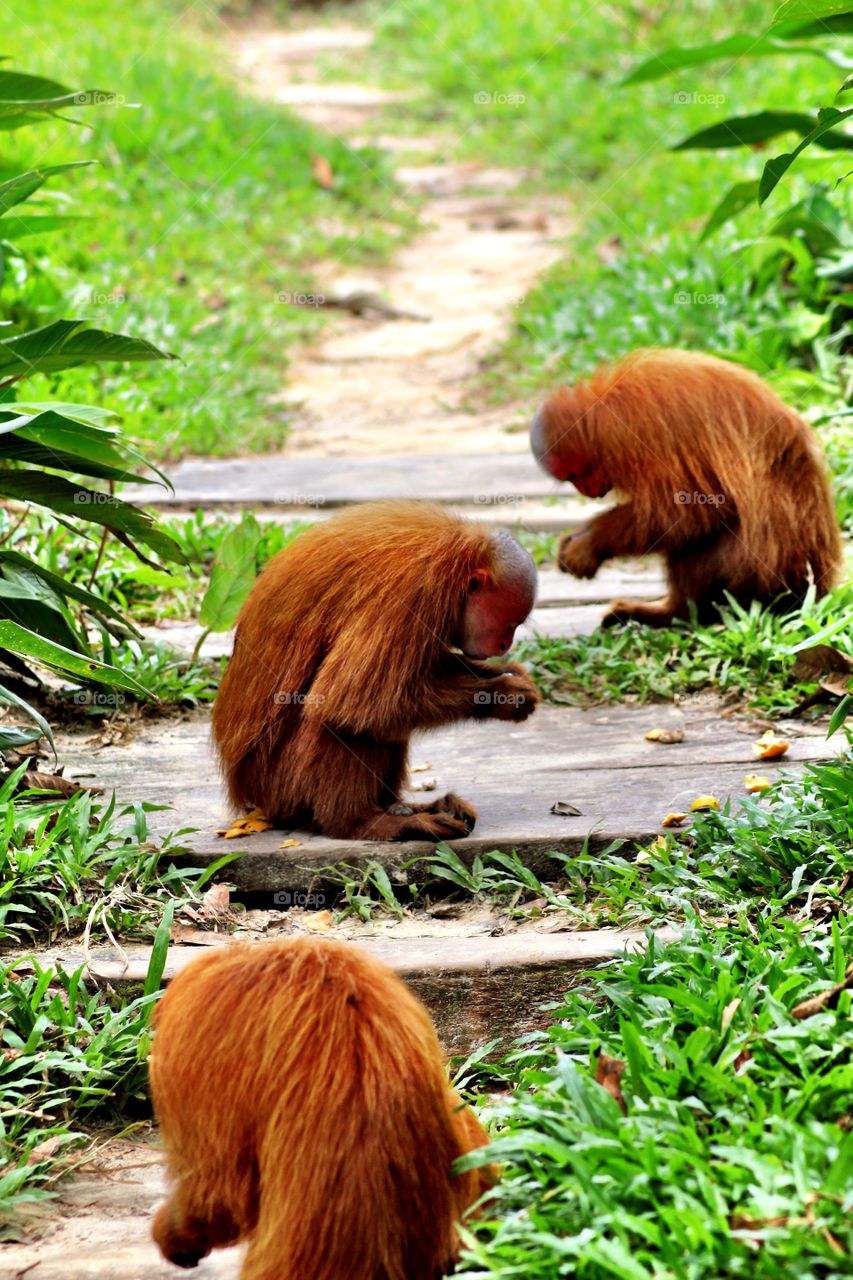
left=229, top=22, right=572, bottom=456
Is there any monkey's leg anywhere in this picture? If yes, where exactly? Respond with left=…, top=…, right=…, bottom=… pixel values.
left=601, top=597, right=677, bottom=628
left=308, top=730, right=474, bottom=841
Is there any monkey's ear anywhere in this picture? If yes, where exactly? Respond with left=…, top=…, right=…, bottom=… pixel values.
left=468, top=567, right=490, bottom=594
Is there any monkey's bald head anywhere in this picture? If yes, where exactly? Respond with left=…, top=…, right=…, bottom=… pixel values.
left=459, top=530, right=536, bottom=659
left=531, top=400, right=612, bottom=499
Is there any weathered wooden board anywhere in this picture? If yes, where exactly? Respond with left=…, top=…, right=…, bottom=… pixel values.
left=31, top=928, right=665, bottom=1056
left=123, top=451, right=576, bottom=509
left=140, top=562, right=669, bottom=658
left=58, top=705, right=834, bottom=892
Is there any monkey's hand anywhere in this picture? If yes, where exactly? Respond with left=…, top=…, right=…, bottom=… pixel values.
left=476, top=670, right=539, bottom=721
left=558, top=530, right=601, bottom=579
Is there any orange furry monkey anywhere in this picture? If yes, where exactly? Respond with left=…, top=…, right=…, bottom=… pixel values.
left=150, top=937, right=494, bottom=1280
left=211, top=501, right=538, bottom=840
left=531, top=348, right=842, bottom=626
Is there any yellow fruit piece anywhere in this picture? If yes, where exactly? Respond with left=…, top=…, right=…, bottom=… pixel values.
left=753, top=731, right=789, bottom=760
left=304, top=911, right=332, bottom=932
left=278, top=838, right=302, bottom=849
left=744, top=774, right=771, bottom=793
left=690, top=795, right=720, bottom=812
left=645, top=726, right=684, bottom=743
left=662, top=811, right=687, bottom=827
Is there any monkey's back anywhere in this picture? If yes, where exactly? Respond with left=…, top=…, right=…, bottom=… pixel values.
left=150, top=937, right=488, bottom=1280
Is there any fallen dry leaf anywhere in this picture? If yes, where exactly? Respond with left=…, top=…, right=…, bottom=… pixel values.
left=744, top=773, right=771, bottom=794
left=690, top=795, right=720, bottom=812
left=311, top=154, right=334, bottom=189
left=170, top=924, right=228, bottom=946
left=303, top=910, right=332, bottom=932
left=791, top=643, right=853, bottom=697
left=594, top=1053, right=626, bottom=1113
left=662, top=811, right=688, bottom=827
left=753, top=730, right=789, bottom=760
left=27, top=1135, right=64, bottom=1166
left=200, top=884, right=231, bottom=918
left=217, top=808, right=274, bottom=839
left=721, top=997, right=741, bottom=1034
left=791, top=961, right=853, bottom=1020
left=278, top=838, right=302, bottom=850
left=550, top=800, right=582, bottom=817
left=645, top=726, right=685, bottom=744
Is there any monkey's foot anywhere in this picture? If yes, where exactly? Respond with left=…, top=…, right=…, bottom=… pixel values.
left=601, top=598, right=676, bottom=628
left=356, top=806, right=475, bottom=841
left=416, top=792, right=478, bottom=832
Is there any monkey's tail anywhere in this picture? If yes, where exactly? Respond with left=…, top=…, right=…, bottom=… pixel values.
left=239, top=946, right=473, bottom=1280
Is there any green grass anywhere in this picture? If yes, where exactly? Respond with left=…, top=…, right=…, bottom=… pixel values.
left=457, top=916, right=852, bottom=1280
left=0, top=956, right=159, bottom=1216
left=370, top=0, right=853, bottom=480
left=518, top=586, right=853, bottom=716
left=0, top=0, right=415, bottom=460
left=0, top=772, right=238, bottom=945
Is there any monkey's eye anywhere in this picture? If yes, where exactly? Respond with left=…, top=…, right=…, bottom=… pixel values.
left=468, top=577, right=480, bottom=593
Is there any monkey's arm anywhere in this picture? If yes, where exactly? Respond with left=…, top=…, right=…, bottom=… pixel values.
left=420, top=654, right=539, bottom=726
left=558, top=501, right=711, bottom=576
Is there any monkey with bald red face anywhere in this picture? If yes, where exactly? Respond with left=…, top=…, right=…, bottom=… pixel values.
left=531, top=348, right=841, bottom=627
left=211, top=501, right=539, bottom=841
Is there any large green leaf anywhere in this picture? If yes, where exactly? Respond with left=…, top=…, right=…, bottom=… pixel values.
left=0, top=469, right=186, bottom=565
left=0, top=320, right=176, bottom=380
left=674, top=110, right=853, bottom=151
left=0, top=550, right=134, bottom=631
left=0, top=408, right=162, bottom=483
left=0, top=163, right=91, bottom=218
left=760, top=106, right=853, bottom=201
left=0, top=679, right=55, bottom=756
left=0, top=621, right=147, bottom=694
left=0, top=71, right=113, bottom=112
left=770, top=14, right=853, bottom=35
left=199, top=514, right=262, bottom=631
left=700, top=179, right=761, bottom=239
left=623, top=34, right=843, bottom=85
left=774, top=0, right=853, bottom=20
left=1, top=215, right=84, bottom=238
left=0, top=437, right=141, bottom=483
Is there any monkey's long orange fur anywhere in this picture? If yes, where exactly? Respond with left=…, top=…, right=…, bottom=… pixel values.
left=532, top=349, right=842, bottom=625
left=150, top=937, right=493, bottom=1280
left=211, top=500, right=538, bottom=839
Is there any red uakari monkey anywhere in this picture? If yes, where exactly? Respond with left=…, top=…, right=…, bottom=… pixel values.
left=211, top=501, right=539, bottom=840
left=531, top=348, right=842, bottom=626
left=150, top=936, right=495, bottom=1280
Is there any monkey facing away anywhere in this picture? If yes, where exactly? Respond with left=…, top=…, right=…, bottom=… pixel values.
left=531, top=348, right=842, bottom=626
left=211, top=501, right=539, bottom=840
left=150, top=937, right=494, bottom=1280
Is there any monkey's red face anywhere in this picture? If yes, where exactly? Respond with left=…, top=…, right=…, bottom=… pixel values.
left=530, top=407, right=611, bottom=499
left=460, top=572, right=536, bottom=659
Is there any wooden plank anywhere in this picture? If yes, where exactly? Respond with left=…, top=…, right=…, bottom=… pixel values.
left=122, top=451, right=570, bottom=509
left=31, top=929, right=667, bottom=1057
left=58, top=705, right=835, bottom=892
